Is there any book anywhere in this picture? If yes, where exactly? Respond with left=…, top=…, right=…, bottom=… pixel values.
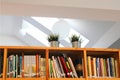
left=52, top=56, right=60, bottom=78
left=49, top=59, right=53, bottom=78
left=60, top=56, right=70, bottom=78
left=9, top=55, right=14, bottom=78
left=31, top=55, right=36, bottom=77
left=40, top=58, right=46, bottom=77
left=114, top=59, right=118, bottom=77
left=111, top=57, right=115, bottom=77
left=51, top=60, right=56, bottom=78
left=24, top=55, right=30, bottom=77
left=106, top=58, right=110, bottom=77
left=109, top=57, right=113, bottom=77
left=68, top=57, right=78, bottom=78
left=57, top=56, right=65, bottom=78
left=93, top=57, right=96, bottom=77
left=62, top=53, right=73, bottom=78
left=103, top=58, right=107, bottom=77
left=55, top=57, right=62, bottom=78
left=96, top=58, right=100, bottom=77
left=87, top=56, right=92, bottom=77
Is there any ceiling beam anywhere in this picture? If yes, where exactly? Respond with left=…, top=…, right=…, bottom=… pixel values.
left=1, top=2, right=120, bottom=22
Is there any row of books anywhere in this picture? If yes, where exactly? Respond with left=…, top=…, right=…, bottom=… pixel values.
left=49, top=53, right=83, bottom=78
left=6, top=53, right=46, bottom=78
left=87, top=56, right=118, bottom=78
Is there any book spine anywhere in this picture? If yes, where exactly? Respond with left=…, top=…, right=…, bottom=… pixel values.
left=109, top=57, right=113, bottom=77
left=93, top=58, right=96, bottom=77
left=88, top=56, right=92, bottom=77
left=107, top=58, right=110, bottom=77
left=68, top=57, right=78, bottom=78
left=16, top=54, right=18, bottom=78
left=115, top=59, right=118, bottom=77
left=51, top=60, right=56, bottom=78
left=60, top=56, right=70, bottom=78
left=96, top=58, right=99, bottom=77
left=57, top=56, right=65, bottom=78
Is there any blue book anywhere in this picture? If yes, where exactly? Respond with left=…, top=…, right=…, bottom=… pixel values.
left=109, top=57, right=113, bottom=77
left=96, top=58, right=99, bottom=77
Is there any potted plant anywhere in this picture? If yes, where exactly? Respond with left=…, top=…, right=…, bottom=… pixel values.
left=69, top=34, right=82, bottom=48
left=48, top=33, right=59, bottom=47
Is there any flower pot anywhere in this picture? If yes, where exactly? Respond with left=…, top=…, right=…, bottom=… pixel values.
left=72, top=41, right=81, bottom=48
left=50, top=41, right=59, bottom=47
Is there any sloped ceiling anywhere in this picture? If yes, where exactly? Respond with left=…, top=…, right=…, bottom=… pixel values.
left=0, top=0, right=120, bottom=48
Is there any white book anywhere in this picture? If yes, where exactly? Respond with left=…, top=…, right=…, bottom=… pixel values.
left=57, top=56, right=65, bottom=78
left=68, top=57, right=78, bottom=78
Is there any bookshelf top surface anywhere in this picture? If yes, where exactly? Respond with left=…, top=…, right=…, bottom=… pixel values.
left=0, top=46, right=119, bottom=51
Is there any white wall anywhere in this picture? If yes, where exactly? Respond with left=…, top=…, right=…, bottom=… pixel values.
left=0, top=34, right=27, bottom=46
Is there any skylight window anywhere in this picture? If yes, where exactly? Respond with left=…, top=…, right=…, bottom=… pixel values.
left=65, top=29, right=89, bottom=48
left=32, top=17, right=59, bottom=31
left=20, top=20, right=49, bottom=46
left=20, top=17, right=89, bottom=47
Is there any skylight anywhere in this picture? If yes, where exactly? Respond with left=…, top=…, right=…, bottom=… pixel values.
left=20, top=20, right=49, bottom=46
left=32, top=17, right=59, bottom=31
left=20, top=17, right=89, bottom=47
left=65, top=29, right=89, bottom=47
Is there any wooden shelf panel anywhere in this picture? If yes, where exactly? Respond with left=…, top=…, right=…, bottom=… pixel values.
left=49, top=78, right=85, bottom=80
left=6, top=78, right=46, bottom=80
left=87, top=78, right=120, bottom=80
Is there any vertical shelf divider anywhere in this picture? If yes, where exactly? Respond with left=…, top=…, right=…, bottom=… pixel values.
left=36, top=53, right=39, bottom=78
left=46, top=49, right=49, bottom=80
left=3, top=48, right=7, bottom=80
left=118, top=50, right=120, bottom=78
left=83, top=49, right=87, bottom=80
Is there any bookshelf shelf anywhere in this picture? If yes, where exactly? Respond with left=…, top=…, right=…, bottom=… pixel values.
left=6, top=78, right=46, bottom=80
left=0, top=46, right=119, bottom=80
left=49, top=78, right=85, bottom=80
left=87, top=78, right=120, bottom=80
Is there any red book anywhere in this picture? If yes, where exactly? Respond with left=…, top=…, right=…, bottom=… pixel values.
left=60, top=57, right=70, bottom=78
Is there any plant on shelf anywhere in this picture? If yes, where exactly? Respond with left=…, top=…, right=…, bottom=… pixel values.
left=48, top=33, right=59, bottom=47
left=69, top=34, right=82, bottom=48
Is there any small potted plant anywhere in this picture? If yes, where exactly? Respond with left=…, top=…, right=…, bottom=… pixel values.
left=48, top=33, right=59, bottom=47
left=69, top=34, right=82, bottom=48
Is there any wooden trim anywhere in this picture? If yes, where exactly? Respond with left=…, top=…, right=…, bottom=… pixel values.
left=36, top=53, right=39, bottom=78
left=83, top=49, right=88, bottom=78
left=3, top=48, right=7, bottom=80
left=46, top=49, right=49, bottom=80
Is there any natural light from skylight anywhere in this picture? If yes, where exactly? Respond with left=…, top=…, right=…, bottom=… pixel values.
left=20, top=17, right=89, bottom=47
left=20, top=20, right=49, bottom=46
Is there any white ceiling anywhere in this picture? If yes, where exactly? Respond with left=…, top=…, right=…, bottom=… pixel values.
left=1, top=0, right=120, bottom=21
left=0, top=0, right=120, bottom=48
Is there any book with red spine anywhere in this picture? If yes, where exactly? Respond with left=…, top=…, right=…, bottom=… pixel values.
left=60, top=56, right=70, bottom=78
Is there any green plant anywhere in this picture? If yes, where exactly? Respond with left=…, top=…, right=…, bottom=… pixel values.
left=48, top=33, right=59, bottom=42
left=70, top=34, right=82, bottom=42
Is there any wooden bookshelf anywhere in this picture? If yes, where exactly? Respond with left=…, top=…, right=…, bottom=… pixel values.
left=0, top=46, right=119, bottom=80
